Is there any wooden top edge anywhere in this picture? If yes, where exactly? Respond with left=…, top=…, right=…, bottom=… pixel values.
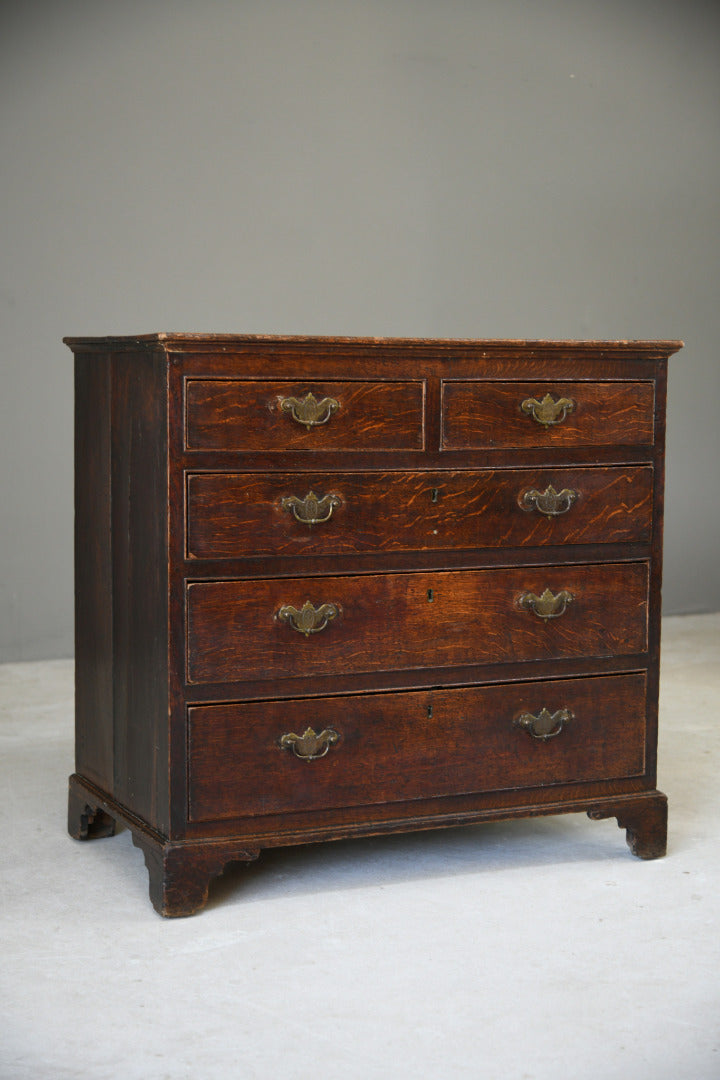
left=63, top=332, right=684, bottom=356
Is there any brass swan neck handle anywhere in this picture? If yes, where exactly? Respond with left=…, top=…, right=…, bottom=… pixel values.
left=280, top=490, right=341, bottom=525
left=280, top=727, right=340, bottom=761
left=521, top=484, right=578, bottom=516
left=278, top=600, right=340, bottom=636
left=518, top=588, right=574, bottom=621
left=521, top=393, right=575, bottom=427
left=514, top=708, right=572, bottom=741
left=279, top=392, right=340, bottom=429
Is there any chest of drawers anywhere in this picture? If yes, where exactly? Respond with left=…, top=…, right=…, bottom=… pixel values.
left=66, top=334, right=682, bottom=916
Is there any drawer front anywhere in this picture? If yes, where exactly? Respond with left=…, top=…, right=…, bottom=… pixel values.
left=186, top=561, right=649, bottom=684
left=441, top=380, right=655, bottom=449
left=185, top=379, right=424, bottom=451
left=187, top=672, right=647, bottom=821
left=186, top=466, right=653, bottom=559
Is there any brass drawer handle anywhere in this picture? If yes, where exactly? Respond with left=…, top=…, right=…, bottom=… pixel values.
left=518, top=588, right=574, bottom=620
left=514, top=707, right=572, bottom=741
left=280, top=490, right=341, bottom=525
left=521, top=484, right=578, bottom=516
left=280, top=726, right=340, bottom=760
left=521, top=392, right=575, bottom=427
left=278, top=600, right=340, bottom=636
left=280, top=392, right=340, bottom=429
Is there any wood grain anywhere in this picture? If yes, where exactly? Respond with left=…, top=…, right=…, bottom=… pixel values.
left=110, top=350, right=170, bottom=832
left=74, top=355, right=114, bottom=789
left=185, top=379, right=425, bottom=451
left=187, top=673, right=647, bottom=821
left=186, top=561, right=649, bottom=684
left=186, top=465, right=653, bottom=559
left=441, top=380, right=655, bottom=449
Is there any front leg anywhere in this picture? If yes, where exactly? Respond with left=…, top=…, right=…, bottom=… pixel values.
left=588, top=792, right=667, bottom=859
left=131, top=832, right=261, bottom=917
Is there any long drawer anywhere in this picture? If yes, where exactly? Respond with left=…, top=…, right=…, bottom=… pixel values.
left=187, top=672, right=647, bottom=821
left=186, top=466, right=653, bottom=559
left=186, top=561, right=649, bottom=684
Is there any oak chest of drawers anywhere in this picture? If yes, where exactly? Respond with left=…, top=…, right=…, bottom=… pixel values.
left=66, top=334, right=682, bottom=916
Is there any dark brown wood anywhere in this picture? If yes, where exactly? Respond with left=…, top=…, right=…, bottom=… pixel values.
left=130, top=832, right=260, bottom=918
left=588, top=792, right=668, bottom=859
left=68, top=775, right=116, bottom=839
left=66, top=334, right=681, bottom=913
left=74, top=355, right=113, bottom=790
left=186, top=465, right=653, bottom=559
left=185, top=378, right=425, bottom=451
left=187, top=672, right=647, bottom=822
left=68, top=773, right=258, bottom=916
left=109, top=350, right=170, bottom=833
left=441, top=379, right=655, bottom=449
left=186, top=561, right=649, bottom=684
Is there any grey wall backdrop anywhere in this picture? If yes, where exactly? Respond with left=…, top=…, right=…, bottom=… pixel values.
left=2, top=0, right=719, bottom=661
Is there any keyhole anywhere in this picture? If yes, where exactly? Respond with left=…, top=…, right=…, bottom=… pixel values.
left=431, top=488, right=439, bottom=503
left=427, top=588, right=434, bottom=602
left=427, top=704, right=433, bottom=718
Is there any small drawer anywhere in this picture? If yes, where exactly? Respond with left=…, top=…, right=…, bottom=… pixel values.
left=186, top=561, right=649, bottom=684
left=185, top=379, right=424, bottom=451
left=186, top=465, right=653, bottom=559
left=441, top=380, right=655, bottom=450
left=187, top=672, right=647, bottom=821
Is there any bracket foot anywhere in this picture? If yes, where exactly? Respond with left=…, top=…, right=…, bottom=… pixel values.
left=588, top=792, right=667, bottom=859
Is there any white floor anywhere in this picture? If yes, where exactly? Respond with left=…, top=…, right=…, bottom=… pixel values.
left=1, top=614, right=719, bottom=1080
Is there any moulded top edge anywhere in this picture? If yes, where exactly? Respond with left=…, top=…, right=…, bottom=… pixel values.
left=62, top=332, right=684, bottom=357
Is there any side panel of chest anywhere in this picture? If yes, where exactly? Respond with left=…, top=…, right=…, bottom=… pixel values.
left=74, top=348, right=170, bottom=833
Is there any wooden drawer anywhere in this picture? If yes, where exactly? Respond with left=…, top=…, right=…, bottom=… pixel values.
left=187, top=672, right=647, bottom=821
left=186, top=561, right=649, bottom=684
left=185, top=379, right=425, bottom=451
left=441, top=380, right=655, bottom=449
left=186, top=465, right=653, bottom=559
